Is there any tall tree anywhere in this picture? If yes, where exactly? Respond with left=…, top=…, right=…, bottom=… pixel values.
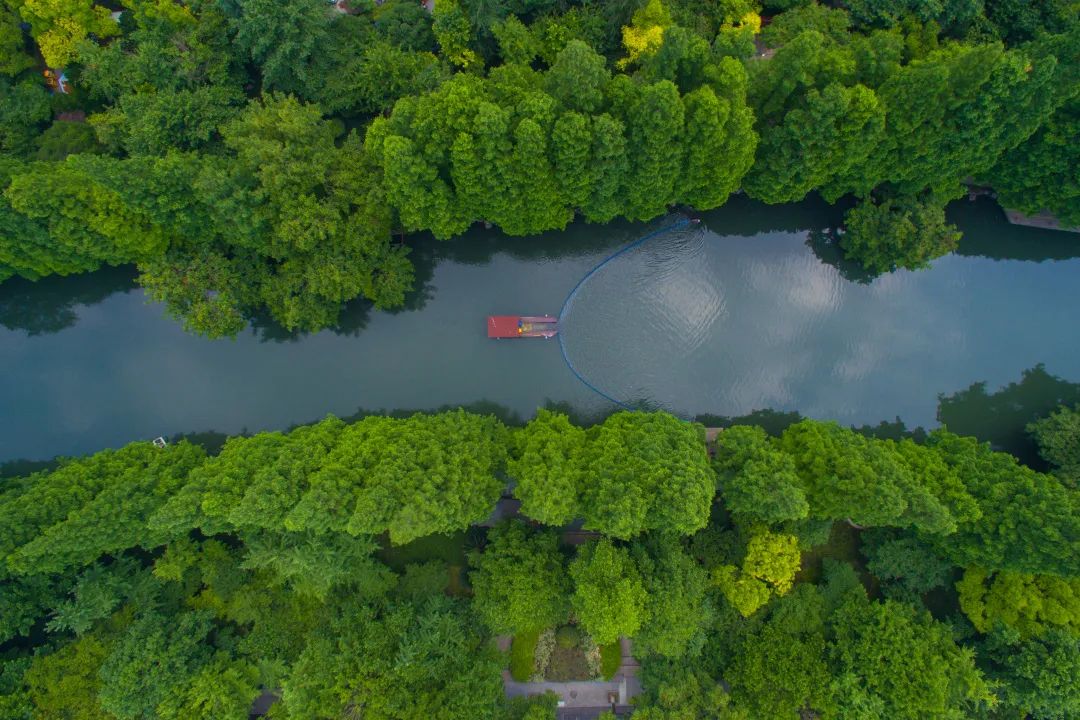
left=570, top=539, right=648, bottom=645
left=468, top=520, right=570, bottom=634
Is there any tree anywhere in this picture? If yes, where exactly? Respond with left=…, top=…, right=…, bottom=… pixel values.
left=714, top=425, right=809, bottom=525
left=1, top=156, right=98, bottom=281
left=509, top=410, right=585, bottom=526
left=861, top=529, right=953, bottom=598
left=24, top=632, right=113, bottom=720
left=618, top=80, right=684, bottom=220
left=375, top=0, right=437, bottom=52
left=747, top=79, right=886, bottom=204
left=0, top=7, right=34, bottom=77
left=433, top=0, right=481, bottom=70
left=149, top=416, right=347, bottom=538
left=726, top=585, right=835, bottom=718
left=830, top=596, right=994, bottom=719
left=618, top=0, right=671, bottom=70
left=984, top=628, right=1080, bottom=720
left=578, top=412, right=714, bottom=538
left=927, top=429, right=1080, bottom=576
left=155, top=655, right=260, bottom=720
left=635, top=659, right=745, bottom=720
left=491, top=15, right=538, bottom=65
left=839, top=193, right=961, bottom=274
left=17, top=0, right=119, bottom=67
left=569, top=539, right=648, bottom=645
left=0, top=77, right=51, bottom=156
left=129, top=95, right=413, bottom=337
left=761, top=3, right=852, bottom=48
left=34, top=120, right=106, bottom=160
left=285, top=411, right=507, bottom=544
left=228, top=0, right=333, bottom=92
left=778, top=419, right=911, bottom=527
left=281, top=596, right=505, bottom=720
left=957, top=567, right=1080, bottom=638
left=870, top=41, right=1062, bottom=197
left=677, top=71, right=757, bottom=210
left=545, top=40, right=610, bottom=114
left=240, top=530, right=396, bottom=600
left=5, top=154, right=178, bottom=267
left=8, top=442, right=206, bottom=574
left=46, top=558, right=151, bottom=635
left=990, top=100, right=1080, bottom=227
left=0, top=443, right=178, bottom=566
left=632, top=536, right=711, bottom=658
left=712, top=528, right=802, bottom=617
left=469, top=521, right=570, bottom=635
left=97, top=609, right=215, bottom=719
left=1027, top=404, right=1080, bottom=479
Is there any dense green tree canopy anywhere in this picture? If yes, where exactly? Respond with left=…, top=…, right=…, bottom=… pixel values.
left=569, top=539, right=648, bottom=645
left=0, top=407, right=1075, bottom=716
left=469, top=520, right=570, bottom=634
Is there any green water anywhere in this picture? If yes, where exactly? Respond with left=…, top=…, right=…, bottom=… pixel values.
left=1, top=196, right=1078, bottom=463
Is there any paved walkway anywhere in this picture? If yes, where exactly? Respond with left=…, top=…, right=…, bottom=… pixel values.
left=504, top=678, right=625, bottom=707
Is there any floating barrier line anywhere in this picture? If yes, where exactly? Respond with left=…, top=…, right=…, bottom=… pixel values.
left=557, top=217, right=694, bottom=410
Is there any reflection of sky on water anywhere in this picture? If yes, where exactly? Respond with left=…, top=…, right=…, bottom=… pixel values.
left=560, top=224, right=1080, bottom=425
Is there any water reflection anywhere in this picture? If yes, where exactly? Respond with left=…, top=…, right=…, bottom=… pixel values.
left=559, top=209, right=1080, bottom=424
left=0, top=265, right=137, bottom=336
left=937, top=364, right=1080, bottom=467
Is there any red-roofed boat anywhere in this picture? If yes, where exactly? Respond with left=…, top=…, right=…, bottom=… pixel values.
left=487, top=315, right=558, bottom=338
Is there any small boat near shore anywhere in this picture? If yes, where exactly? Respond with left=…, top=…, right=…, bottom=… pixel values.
left=487, top=315, right=558, bottom=338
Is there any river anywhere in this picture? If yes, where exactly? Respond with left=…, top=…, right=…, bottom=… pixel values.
left=1, top=195, right=1078, bottom=464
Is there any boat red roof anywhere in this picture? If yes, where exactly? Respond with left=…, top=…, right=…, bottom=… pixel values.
left=488, top=316, right=521, bottom=338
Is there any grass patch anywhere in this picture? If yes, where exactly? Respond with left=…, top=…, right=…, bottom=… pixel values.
left=377, top=531, right=467, bottom=571
left=599, top=643, right=621, bottom=680
left=510, top=630, right=539, bottom=682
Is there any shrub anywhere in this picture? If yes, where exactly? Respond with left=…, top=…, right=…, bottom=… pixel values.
left=533, top=628, right=556, bottom=680
left=510, top=630, right=539, bottom=681
left=556, top=625, right=580, bottom=649
left=600, top=643, right=622, bottom=680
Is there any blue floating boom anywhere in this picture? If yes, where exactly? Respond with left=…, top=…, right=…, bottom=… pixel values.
left=557, top=217, right=695, bottom=410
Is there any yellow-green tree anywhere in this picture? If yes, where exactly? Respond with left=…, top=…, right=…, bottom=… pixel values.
left=15, top=0, right=118, bottom=67
left=958, top=567, right=1080, bottom=638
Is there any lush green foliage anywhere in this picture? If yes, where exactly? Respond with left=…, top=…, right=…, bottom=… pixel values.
left=0, top=407, right=1078, bottom=716
left=569, top=539, right=648, bottom=645
left=512, top=410, right=714, bottom=537
left=469, top=520, right=570, bottom=634
left=2, top=0, right=1070, bottom=334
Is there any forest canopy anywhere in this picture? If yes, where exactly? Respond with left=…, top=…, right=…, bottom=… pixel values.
left=1, top=406, right=1078, bottom=718
left=0, top=0, right=1075, bottom=336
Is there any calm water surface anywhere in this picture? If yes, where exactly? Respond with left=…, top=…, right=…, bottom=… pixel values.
left=1, top=196, right=1078, bottom=462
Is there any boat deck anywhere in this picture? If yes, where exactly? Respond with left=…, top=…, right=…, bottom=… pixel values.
left=488, top=315, right=558, bottom=338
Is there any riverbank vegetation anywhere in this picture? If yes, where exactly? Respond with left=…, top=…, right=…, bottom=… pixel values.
left=1, top=406, right=1078, bottom=718
left=0, top=0, right=1076, bottom=336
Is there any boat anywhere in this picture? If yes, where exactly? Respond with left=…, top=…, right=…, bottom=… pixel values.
left=487, top=315, right=558, bottom=338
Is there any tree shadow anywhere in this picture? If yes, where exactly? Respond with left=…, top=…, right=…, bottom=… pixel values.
left=804, top=227, right=881, bottom=285
left=951, top=197, right=1080, bottom=263
left=0, top=265, right=137, bottom=336
left=693, top=408, right=805, bottom=436
left=936, top=364, right=1080, bottom=468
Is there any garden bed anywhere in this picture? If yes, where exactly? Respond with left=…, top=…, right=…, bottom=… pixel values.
left=510, top=625, right=617, bottom=682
